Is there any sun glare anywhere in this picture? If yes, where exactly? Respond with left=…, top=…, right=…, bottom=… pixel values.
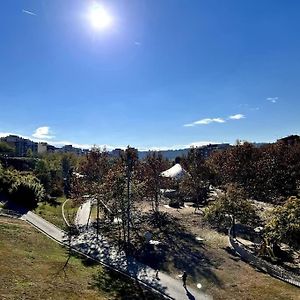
left=88, top=2, right=113, bottom=30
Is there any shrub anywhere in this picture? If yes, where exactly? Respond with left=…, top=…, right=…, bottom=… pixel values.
left=204, top=184, right=259, bottom=232
left=9, top=175, right=45, bottom=208
left=169, top=197, right=183, bottom=208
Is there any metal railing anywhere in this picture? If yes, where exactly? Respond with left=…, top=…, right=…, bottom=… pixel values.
left=228, top=227, right=300, bottom=288
left=0, top=208, right=22, bottom=218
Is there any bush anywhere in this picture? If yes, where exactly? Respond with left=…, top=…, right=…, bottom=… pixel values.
left=204, top=200, right=232, bottom=231
left=265, top=196, right=300, bottom=248
left=204, top=184, right=259, bottom=232
left=9, top=175, right=45, bottom=208
left=169, top=197, right=183, bottom=208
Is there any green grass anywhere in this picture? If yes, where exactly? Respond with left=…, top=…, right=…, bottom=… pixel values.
left=33, top=197, right=79, bottom=229
left=33, top=197, right=67, bottom=228
left=0, top=217, right=163, bottom=300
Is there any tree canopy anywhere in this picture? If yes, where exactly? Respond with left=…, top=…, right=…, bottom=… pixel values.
left=265, top=196, right=300, bottom=248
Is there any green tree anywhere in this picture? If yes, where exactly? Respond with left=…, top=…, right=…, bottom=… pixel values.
left=265, top=196, right=300, bottom=248
left=0, top=142, right=14, bottom=156
left=204, top=184, right=258, bottom=235
left=9, top=174, right=45, bottom=208
left=26, top=148, right=34, bottom=158
left=34, top=159, right=51, bottom=193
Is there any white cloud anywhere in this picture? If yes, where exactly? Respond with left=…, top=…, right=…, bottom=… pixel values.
left=0, top=132, right=15, bottom=138
left=134, top=41, right=141, bottom=46
left=32, top=127, right=54, bottom=140
left=22, top=9, right=37, bottom=16
left=184, top=117, right=225, bottom=127
left=267, top=97, right=278, bottom=103
left=229, top=114, right=245, bottom=120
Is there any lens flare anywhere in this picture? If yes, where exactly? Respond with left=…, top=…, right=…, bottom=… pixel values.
left=88, top=2, right=113, bottom=30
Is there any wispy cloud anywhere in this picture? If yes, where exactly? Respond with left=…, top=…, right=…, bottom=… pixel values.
left=185, top=113, right=247, bottom=127
left=229, top=114, right=245, bottom=120
left=32, top=127, right=54, bottom=139
left=267, top=97, right=278, bottom=103
left=22, top=9, right=37, bottom=16
left=184, top=117, right=225, bottom=127
left=134, top=41, right=141, bottom=46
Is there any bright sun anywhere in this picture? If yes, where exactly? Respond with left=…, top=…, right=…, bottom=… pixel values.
left=88, top=2, right=113, bottom=30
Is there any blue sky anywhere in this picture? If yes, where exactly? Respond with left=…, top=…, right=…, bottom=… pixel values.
left=0, top=0, right=299, bottom=150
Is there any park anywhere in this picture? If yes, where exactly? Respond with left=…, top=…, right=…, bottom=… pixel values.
left=1, top=139, right=300, bottom=299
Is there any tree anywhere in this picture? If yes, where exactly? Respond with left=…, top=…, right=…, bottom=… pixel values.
left=34, top=159, right=51, bottom=194
left=207, top=142, right=258, bottom=191
left=207, top=140, right=300, bottom=203
left=61, top=153, right=78, bottom=197
left=180, top=147, right=212, bottom=208
left=79, top=147, right=110, bottom=183
left=99, top=147, right=142, bottom=251
left=265, top=196, right=300, bottom=248
left=26, top=148, right=34, bottom=158
left=78, top=147, right=110, bottom=239
left=143, top=151, right=170, bottom=213
left=9, top=174, right=45, bottom=208
left=204, top=184, right=258, bottom=235
left=0, top=142, right=14, bottom=156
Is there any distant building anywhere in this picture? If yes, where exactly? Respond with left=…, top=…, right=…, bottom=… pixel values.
left=0, top=135, right=89, bottom=156
left=110, top=148, right=123, bottom=158
left=196, top=143, right=231, bottom=159
left=47, top=144, right=57, bottom=153
left=0, top=135, right=37, bottom=157
left=38, top=142, right=48, bottom=154
left=60, top=145, right=85, bottom=156
left=278, top=135, right=300, bottom=146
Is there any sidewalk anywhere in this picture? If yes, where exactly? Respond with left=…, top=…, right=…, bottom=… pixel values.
left=20, top=210, right=211, bottom=300
left=73, top=229, right=211, bottom=300
left=75, top=200, right=91, bottom=227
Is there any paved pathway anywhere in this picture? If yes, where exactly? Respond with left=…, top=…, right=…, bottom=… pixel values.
left=20, top=210, right=211, bottom=300
left=75, top=199, right=91, bottom=227
left=73, top=229, right=211, bottom=300
left=21, top=211, right=65, bottom=242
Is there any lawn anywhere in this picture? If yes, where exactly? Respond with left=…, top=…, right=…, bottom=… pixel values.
left=33, top=197, right=79, bottom=229
left=0, top=217, right=163, bottom=300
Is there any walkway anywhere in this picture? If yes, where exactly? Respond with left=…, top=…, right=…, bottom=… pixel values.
left=19, top=210, right=211, bottom=300
left=75, top=199, right=91, bottom=227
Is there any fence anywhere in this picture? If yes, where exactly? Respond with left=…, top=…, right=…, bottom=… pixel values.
left=228, top=227, right=300, bottom=288
left=0, top=208, right=22, bottom=218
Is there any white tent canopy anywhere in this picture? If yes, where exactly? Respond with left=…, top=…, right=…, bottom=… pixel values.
left=160, top=163, right=187, bottom=180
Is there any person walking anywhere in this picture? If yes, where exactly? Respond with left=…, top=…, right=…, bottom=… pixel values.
left=182, top=271, right=187, bottom=288
left=155, top=269, right=159, bottom=280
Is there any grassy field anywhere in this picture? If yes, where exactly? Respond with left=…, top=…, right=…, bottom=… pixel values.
left=0, top=217, right=163, bottom=300
left=33, top=197, right=78, bottom=228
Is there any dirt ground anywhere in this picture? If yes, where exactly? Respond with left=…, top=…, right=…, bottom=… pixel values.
left=132, top=199, right=300, bottom=300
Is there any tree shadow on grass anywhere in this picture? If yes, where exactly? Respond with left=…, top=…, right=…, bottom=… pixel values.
left=91, top=268, right=164, bottom=300
left=136, top=212, right=223, bottom=288
left=45, top=197, right=61, bottom=207
left=67, top=230, right=169, bottom=298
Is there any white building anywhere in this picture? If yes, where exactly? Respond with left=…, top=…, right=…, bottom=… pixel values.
left=38, top=142, right=48, bottom=154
